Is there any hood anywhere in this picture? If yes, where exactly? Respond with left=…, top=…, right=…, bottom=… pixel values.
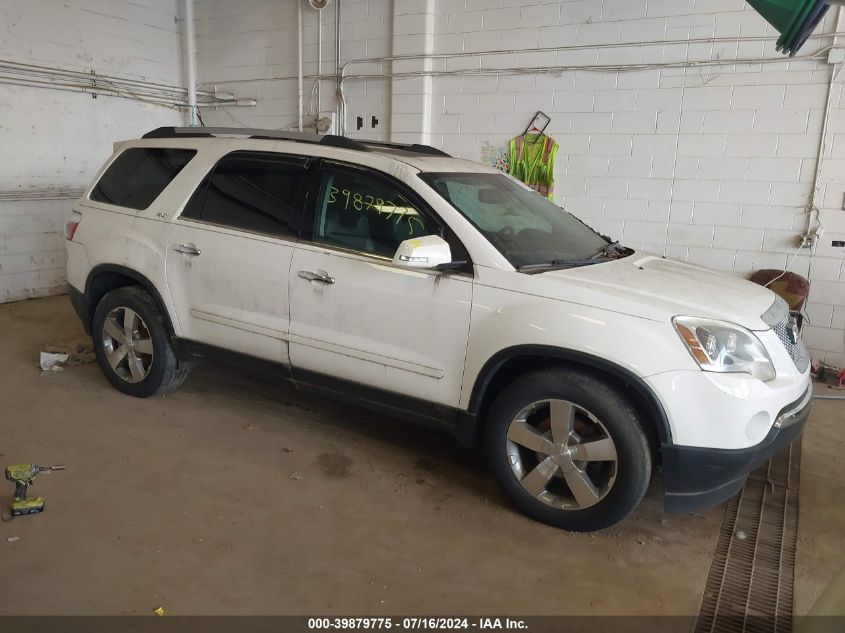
left=527, top=253, right=777, bottom=330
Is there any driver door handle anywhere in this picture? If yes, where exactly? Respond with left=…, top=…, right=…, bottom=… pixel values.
left=173, top=243, right=201, bottom=256
left=298, top=270, right=335, bottom=284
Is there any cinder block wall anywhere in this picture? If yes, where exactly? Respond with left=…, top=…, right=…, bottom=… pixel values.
left=0, top=0, right=183, bottom=302
left=196, top=0, right=394, bottom=139
left=196, top=0, right=845, bottom=366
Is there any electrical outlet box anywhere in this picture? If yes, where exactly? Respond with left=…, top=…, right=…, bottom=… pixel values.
left=303, top=112, right=337, bottom=135
left=317, top=112, right=336, bottom=134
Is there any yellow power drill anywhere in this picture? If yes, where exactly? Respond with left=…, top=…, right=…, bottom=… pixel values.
left=4, top=464, right=65, bottom=516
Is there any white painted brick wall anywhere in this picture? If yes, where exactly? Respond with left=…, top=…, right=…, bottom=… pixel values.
left=196, top=0, right=394, bottom=139
left=194, top=0, right=845, bottom=366
left=0, top=199, right=71, bottom=302
left=423, top=0, right=845, bottom=367
left=0, top=0, right=183, bottom=303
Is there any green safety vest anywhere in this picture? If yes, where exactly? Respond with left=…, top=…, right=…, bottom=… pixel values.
left=507, top=134, right=559, bottom=200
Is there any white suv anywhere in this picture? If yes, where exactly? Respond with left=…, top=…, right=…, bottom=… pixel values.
left=65, top=127, right=812, bottom=532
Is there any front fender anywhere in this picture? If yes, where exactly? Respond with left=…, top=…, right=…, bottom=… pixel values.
left=461, top=280, right=699, bottom=444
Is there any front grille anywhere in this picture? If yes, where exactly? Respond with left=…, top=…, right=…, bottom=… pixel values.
left=773, top=317, right=799, bottom=361
left=772, top=314, right=809, bottom=373
left=762, top=297, right=809, bottom=373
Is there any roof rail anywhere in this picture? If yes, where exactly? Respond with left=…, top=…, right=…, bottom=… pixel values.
left=141, top=127, right=452, bottom=158
left=141, top=127, right=371, bottom=152
left=359, top=140, right=451, bottom=157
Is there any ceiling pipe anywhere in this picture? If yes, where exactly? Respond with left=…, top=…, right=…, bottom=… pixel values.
left=182, top=0, right=198, bottom=126
left=297, top=0, right=304, bottom=132
left=0, top=58, right=211, bottom=94
left=335, top=0, right=342, bottom=134
left=203, top=31, right=845, bottom=88
left=808, top=5, right=844, bottom=216
left=317, top=6, right=322, bottom=115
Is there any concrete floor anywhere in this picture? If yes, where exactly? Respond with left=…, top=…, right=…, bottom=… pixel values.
left=1, top=295, right=842, bottom=616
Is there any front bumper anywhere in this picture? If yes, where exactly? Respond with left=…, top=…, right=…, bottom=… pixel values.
left=662, top=386, right=812, bottom=513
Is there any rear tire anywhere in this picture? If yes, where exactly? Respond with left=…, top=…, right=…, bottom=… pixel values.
left=92, top=286, right=188, bottom=397
left=484, top=367, right=651, bottom=532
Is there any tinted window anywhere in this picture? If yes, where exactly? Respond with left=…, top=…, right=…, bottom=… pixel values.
left=91, top=148, right=196, bottom=210
left=182, top=152, right=306, bottom=238
left=314, top=166, right=435, bottom=257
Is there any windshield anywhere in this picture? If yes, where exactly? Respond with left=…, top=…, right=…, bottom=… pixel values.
left=421, top=172, right=615, bottom=270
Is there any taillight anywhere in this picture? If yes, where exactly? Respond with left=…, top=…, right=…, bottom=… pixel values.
left=65, top=220, right=79, bottom=241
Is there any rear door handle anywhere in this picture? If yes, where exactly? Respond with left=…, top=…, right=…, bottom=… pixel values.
left=173, top=243, right=201, bottom=256
left=298, top=270, right=335, bottom=284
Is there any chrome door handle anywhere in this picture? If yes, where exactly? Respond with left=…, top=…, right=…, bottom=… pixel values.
left=173, top=243, right=201, bottom=256
left=298, top=270, right=335, bottom=284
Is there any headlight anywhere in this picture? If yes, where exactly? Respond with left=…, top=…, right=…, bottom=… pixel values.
left=672, top=317, right=775, bottom=382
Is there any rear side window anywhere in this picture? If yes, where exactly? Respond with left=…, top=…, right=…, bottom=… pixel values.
left=90, top=148, right=196, bottom=210
left=182, top=151, right=307, bottom=238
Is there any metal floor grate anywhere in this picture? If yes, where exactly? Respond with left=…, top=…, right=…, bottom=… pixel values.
left=695, top=438, right=801, bottom=633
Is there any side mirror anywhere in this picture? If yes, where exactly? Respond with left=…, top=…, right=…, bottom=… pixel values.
left=392, top=235, right=453, bottom=270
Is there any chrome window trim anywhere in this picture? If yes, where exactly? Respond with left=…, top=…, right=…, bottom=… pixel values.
left=173, top=216, right=300, bottom=245
left=303, top=239, right=393, bottom=263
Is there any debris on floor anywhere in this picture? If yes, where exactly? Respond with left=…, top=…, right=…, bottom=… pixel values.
left=6, top=536, right=20, bottom=543
left=39, top=352, right=68, bottom=372
left=153, top=606, right=165, bottom=616
left=289, top=471, right=302, bottom=480
left=39, top=339, right=96, bottom=372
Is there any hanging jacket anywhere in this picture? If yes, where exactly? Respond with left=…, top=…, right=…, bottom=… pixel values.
left=507, top=133, right=559, bottom=200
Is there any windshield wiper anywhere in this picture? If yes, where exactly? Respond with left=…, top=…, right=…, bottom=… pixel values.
left=518, top=242, right=630, bottom=272
left=517, top=258, right=607, bottom=272
left=591, top=240, right=627, bottom=259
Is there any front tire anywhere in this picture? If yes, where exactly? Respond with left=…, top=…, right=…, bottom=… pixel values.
left=484, top=368, right=651, bottom=532
left=92, top=286, right=188, bottom=398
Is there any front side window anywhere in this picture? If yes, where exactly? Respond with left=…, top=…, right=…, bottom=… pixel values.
left=313, top=165, right=435, bottom=258
left=422, top=172, right=615, bottom=270
left=182, top=151, right=307, bottom=238
left=91, top=148, right=196, bottom=210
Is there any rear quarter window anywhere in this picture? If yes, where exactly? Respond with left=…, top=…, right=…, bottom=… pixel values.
left=180, top=151, right=308, bottom=238
left=90, top=147, right=196, bottom=210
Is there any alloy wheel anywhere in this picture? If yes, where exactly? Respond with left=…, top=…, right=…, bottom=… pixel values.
left=101, top=306, right=154, bottom=383
left=505, top=399, right=618, bottom=510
